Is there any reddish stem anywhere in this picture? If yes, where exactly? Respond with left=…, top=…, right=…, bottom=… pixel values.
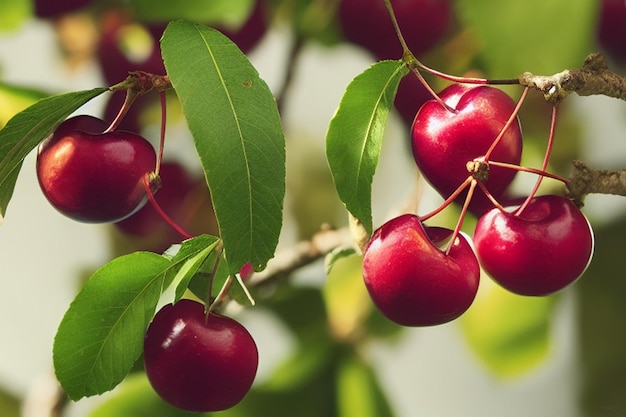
left=514, top=105, right=559, bottom=216
left=445, top=179, right=477, bottom=255
left=156, top=92, right=167, bottom=176
left=142, top=173, right=193, bottom=239
left=484, top=86, right=529, bottom=162
left=104, top=89, right=138, bottom=134
left=475, top=181, right=507, bottom=213
left=487, top=161, right=570, bottom=184
left=419, top=176, right=473, bottom=222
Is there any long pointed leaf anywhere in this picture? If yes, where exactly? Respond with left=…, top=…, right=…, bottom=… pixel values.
left=161, top=21, right=285, bottom=274
left=53, top=252, right=171, bottom=400
left=326, top=61, right=407, bottom=234
left=0, top=87, right=108, bottom=220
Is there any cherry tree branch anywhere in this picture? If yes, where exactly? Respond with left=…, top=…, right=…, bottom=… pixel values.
left=567, top=160, right=626, bottom=206
left=519, top=53, right=626, bottom=104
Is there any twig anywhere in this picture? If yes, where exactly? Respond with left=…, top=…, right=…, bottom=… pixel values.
left=567, top=160, right=626, bottom=206
left=519, top=53, right=626, bottom=104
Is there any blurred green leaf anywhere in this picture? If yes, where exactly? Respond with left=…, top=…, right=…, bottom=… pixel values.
left=264, top=341, right=337, bottom=391
left=0, top=87, right=107, bottom=221
left=336, top=349, right=395, bottom=417
left=161, top=21, right=285, bottom=274
left=456, top=0, right=597, bottom=78
left=0, top=0, right=30, bottom=32
left=129, top=0, right=253, bottom=27
left=0, top=387, right=19, bottom=417
left=0, top=82, right=48, bottom=127
left=323, top=254, right=371, bottom=341
left=577, top=215, right=626, bottom=416
left=460, top=278, right=556, bottom=378
left=326, top=60, right=408, bottom=234
left=53, top=252, right=171, bottom=400
left=88, top=373, right=209, bottom=417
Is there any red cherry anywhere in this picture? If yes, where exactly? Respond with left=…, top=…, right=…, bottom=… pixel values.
left=97, top=11, right=167, bottom=85
left=597, top=0, right=626, bottom=64
left=143, top=299, right=258, bottom=412
left=394, top=74, right=432, bottom=126
left=115, top=162, right=217, bottom=253
left=339, top=0, right=453, bottom=60
left=473, top=195, right=594, bottom=296
left=411, top=84, right=523, bottom=216
left=218, top=0, right=269, bottom=54
left=36, top=115, right=157, bottom=223
left=34, top=0, right=91, bottom=18
left=362, top=214, right=480, bottom=326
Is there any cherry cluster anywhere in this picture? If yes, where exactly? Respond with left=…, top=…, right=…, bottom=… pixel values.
left=362, top=81, right=594, bottom=328
left=33, top=3, right=270, bottom=411
left=335, top=0, right=597, bottom=329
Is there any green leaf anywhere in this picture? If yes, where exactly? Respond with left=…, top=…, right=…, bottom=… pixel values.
left=53, top=252, right=171, bottom=400
left=129, top=0, right=253, bottom=28
left=459, top=278, right=556, bottom=378
left=0, top=0, right=30, bottom=32
left=0, top=87, right=108, bottom=220
left=161, top=21, right=285, bottom=274
left=455, top=0, right=596, bottom=78
left=88, top=373, right=210, bottom=417
left=0, top=82, right=48, bottom=127
left=164, top=235, right=220, bottom=301
left=336, top=350, right=396, bottom=417
left=326, top=60, right=408, bottom=234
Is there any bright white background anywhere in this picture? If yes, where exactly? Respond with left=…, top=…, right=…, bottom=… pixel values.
left=2, top=15, right=626, bottom=417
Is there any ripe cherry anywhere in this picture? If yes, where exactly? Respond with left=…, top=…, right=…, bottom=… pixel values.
left=143, top=299, right=258, bottom=412
left=34, top=0, right=91, bottom=18
left=36, top=115, right=157, bottom=223
left=97, top=11, right=166, bottom=85
left=339, top=0, right=453, bottom=60
left=115, top=162, right=217, bottom=253
left=218, top=0, right=269, bottom=54
left=597, top=0, right=626, bottom=64
left=411, top=84, right=523, bottom=216
left=362, top=214, right=480, bottom=327
left=473, top=195, right=594, bottom=296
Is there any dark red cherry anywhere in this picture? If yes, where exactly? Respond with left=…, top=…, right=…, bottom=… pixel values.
left=339, top=0, right=453, bottom=60
left=473, top=195, right=594, bottom=296
left=411, top=84, right=523, bottom=216
left=34, top=0, right=91, bottom=18
left=597, top=0, right=626, bottom=64
left=362, top=214, right=480, bottom=326
left=36, top=115, right=157, bottom=223
left=143, top=299, right=258, bottom=412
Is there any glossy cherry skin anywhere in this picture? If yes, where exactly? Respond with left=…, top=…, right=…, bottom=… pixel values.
left=339, top=0, right=453, bottom=60
left=597, top=0, right=626, bottom=64
left=411, top=84, right=523, bottom=216
left=473, top=195, right=594, bottom=296
left=36, top=115, right=156, bottom=223
left=143, top=299, right=258, bottom=412
left=362, top=214, right=480, bottom=327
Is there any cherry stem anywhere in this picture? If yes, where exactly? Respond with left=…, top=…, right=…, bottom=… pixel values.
left=445, top=179, right=477, bottom=255
left=514, top=104, right=560, bottom=216
left=419, top=176, right=473, bottom=222
left=156, top=91, right=167, bottom=176
left=142, top=173, right=193, bottom=239
left=487, top=161, right=570, bottom=184
left=475, top=181, right=507, bottom=212
left=208, top=275, right=234, bottom=315
left=484, top=86, right=529, bottom=162
left=103, top=89, right=139, bottom=133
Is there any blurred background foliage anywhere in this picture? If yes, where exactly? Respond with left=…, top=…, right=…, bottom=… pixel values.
left=1, top=0, right=625, bottom=416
